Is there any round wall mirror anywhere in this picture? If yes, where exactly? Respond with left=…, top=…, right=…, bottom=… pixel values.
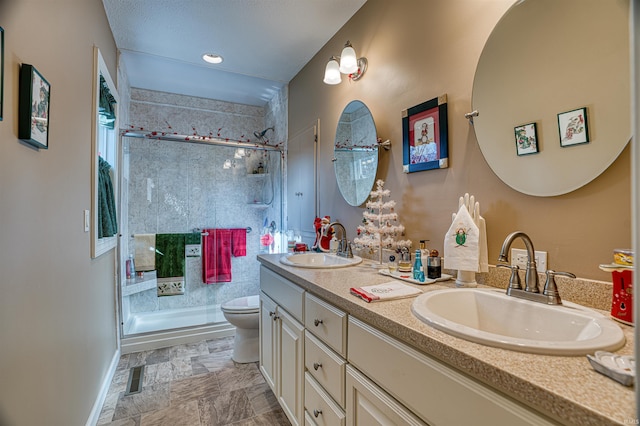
left=472, top=0, right=630, bottom=197
left=334, top=100, right=378, bottom=206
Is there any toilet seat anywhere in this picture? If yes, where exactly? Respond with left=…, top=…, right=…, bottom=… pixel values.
left=221, top=295, right=260, bottom=314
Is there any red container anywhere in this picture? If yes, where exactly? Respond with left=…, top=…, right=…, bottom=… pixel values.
left=611, top=269, right=633, bottom=325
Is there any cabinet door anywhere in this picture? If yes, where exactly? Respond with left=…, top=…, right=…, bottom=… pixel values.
left=346, top=365, right=427, bottom=426
left=287, top=122, right=318, bottom=244
left=279, top=307, right=305, bottom=426
left=259, top=292, right=278, bottom=392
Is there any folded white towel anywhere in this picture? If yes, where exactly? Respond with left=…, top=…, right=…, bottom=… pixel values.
left=444, top=204, right=480, bottom=271
left=350, top=281, right=421, bottom=303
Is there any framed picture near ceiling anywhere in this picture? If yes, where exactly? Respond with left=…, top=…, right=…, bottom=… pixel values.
left=558, top=107, right=589, bottom=147
left=402, top=94, right=449, bottom=173
left=0, top=26, right=4, bottom=121
left=18, top=64, right=51, bottom=149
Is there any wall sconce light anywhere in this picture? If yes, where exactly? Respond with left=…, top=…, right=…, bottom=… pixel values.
left=323, top=41, right=368, bottom=85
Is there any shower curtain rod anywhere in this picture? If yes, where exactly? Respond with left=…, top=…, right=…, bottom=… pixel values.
left=122, top=130, right=283, bottom=152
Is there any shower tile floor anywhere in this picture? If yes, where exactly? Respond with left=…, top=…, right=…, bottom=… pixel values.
left=97, top=336, right=290, bottom=426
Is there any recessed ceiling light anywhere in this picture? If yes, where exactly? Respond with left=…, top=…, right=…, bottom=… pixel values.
left=202, top=53, right=223, bottom=64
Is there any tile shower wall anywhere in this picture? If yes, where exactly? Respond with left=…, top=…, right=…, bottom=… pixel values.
left=123, top=89, right=285, bottom=320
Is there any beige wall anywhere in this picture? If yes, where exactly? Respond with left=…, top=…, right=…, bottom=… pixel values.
left=0, top=1, right=119, bottom=424
left=289, top=0, right=631, bottom=282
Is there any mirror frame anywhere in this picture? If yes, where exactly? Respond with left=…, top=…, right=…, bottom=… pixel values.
left=91, top=47, right=119, bottom=258
left=334, top=100, right=378, bottom=206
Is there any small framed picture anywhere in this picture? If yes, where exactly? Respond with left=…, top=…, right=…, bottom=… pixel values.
left=558, top=107, right=589, bottom=147
left=402, top=94, right=449, bottom=173
left=514, top=122, right=538, bottom=156
left=19, top=64, right=51, bottom=149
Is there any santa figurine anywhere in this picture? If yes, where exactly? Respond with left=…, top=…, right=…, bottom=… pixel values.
left=312, top=216, right=334, bottom=252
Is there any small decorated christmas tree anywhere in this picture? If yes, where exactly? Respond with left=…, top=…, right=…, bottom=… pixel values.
left=354, top=179, right=412, bottom=265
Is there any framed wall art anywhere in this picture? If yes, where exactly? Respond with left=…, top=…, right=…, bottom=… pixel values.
left=514, top=122, right=538, bottom=156
left=558, top=107, right=589, bottom=147
left=18, top=64, right=51, bottom=149
left=402, top=94, right=449, bottom=173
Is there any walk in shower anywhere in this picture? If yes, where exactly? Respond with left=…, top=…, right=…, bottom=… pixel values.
left=118, top=130, right=284, bottom=352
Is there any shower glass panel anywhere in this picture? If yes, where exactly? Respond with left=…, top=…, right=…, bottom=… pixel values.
left=119, top=135, right=283, bottom=337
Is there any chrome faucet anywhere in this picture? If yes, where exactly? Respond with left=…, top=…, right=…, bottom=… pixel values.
left=498, top=231, right=539, bottom=293
left=497, top=231, right=575, bottom=305
left=328, top=222, right=353, bottom=258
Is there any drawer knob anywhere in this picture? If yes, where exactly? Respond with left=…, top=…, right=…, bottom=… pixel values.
left=272, top=315, right=280, bottom=321
left=313, top=362, right=322, bottom=371
left=269, top=311, right=275, bottom=317
left=314, top=319, right=323, bottom=327
left=313, top=409, right=322, bottom=418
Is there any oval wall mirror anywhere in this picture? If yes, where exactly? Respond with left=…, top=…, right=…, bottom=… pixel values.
left=334, top=100, right=378, bottom=206
left=472, top=0, right=630, bottom=197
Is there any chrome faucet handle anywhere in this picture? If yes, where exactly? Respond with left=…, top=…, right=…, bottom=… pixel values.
left=542, top=270, right=576, bottom=304
left=497, top=264, right=522, bottom=290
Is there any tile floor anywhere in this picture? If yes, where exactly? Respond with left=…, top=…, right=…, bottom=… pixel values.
left=97, top=336, right=290, bottom=426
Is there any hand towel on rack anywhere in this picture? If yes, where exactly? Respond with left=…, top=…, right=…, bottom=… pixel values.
left=155, top=233, right=188, bottom=296
left=134, top=234, right=156, bottom=272
left=202, top=229, right=232, bottom=283
left=231, top=228, right=247, bottom=257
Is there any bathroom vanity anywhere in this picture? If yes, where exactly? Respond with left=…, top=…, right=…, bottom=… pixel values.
left=257, top=253, right=635, bottom=426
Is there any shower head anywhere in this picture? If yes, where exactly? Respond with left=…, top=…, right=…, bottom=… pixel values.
left=253, top=127, right=274, bottom=140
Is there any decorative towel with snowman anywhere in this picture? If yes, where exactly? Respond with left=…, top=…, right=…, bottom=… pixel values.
left=443, top=193, right=488, bottom=287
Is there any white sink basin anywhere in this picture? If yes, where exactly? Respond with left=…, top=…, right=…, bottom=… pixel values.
left=280, top=253, right=363, bottom=269
left=411, top=288, right=626, bottom=355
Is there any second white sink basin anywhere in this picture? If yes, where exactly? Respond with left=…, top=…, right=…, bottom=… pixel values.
left=280, top=252, right=363, bottom=269
left=411, top=288, right=625, bottom=355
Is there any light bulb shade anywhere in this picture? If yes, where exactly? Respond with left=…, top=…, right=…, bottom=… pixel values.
left=323, top=59, right=342, bottom=85
left=339, top=45, right=358, bottom=74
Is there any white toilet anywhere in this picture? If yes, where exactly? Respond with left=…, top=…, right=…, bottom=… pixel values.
left=221, top=295, right=260, bottom=363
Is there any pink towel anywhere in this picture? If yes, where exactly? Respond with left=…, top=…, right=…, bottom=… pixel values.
left=203, top=229, right=232, bottom=283
left=231, top=228, right=247, bottom=256
left=202, top=228, right=248, bottom=284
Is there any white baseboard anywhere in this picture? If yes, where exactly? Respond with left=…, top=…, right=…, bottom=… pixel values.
left=85, top=348, right=121, bottom=426
left=121, top=322, right=235, bottom=354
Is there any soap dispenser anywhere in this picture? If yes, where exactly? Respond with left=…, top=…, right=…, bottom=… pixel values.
left=419, top=240, right=430, bottom=259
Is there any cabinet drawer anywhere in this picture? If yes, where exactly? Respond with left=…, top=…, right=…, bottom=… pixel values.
left=347, top=317, right=560, bottom=426
left=260, top=266, right=305, bottom=322
left=305, top=293, right=347, bottom=356
left=304, top=372, right=346, bottom=426
left=305, top=331, right=346, bottom=407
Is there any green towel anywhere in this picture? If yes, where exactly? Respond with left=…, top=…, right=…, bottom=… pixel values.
left=98, top=156, right=118, bottom=238
left=155, top=234, right=187, bottom=279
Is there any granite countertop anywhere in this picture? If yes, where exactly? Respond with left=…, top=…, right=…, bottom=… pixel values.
left=257, top=253, right=636, bottom=426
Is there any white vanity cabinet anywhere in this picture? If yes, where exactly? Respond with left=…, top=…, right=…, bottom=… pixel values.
left=260, top=264, right=564, bottom=426
left=259, top=267, right=305, bottom=426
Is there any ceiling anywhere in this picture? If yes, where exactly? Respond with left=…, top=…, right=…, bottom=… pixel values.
left=101, top=0, right=367, bottom=107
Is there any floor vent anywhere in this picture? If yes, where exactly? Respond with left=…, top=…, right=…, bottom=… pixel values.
left=125, top=365, right=144, bottom=395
